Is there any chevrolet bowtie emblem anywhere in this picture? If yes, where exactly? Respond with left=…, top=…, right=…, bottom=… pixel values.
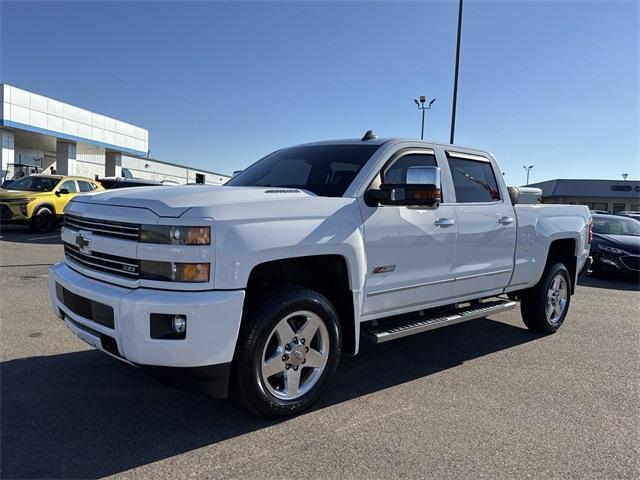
left=75, top=233, right=91, bottom=254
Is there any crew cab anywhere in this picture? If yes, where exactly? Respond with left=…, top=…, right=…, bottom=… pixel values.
left=48, top=135, right=591, bottom=416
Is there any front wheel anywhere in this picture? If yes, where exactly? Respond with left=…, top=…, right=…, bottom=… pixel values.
left=520, top=263, right=572, bottom=333
left=30, top=206, right=55, bottom=233
left=232, top=286, right=341, bottom=417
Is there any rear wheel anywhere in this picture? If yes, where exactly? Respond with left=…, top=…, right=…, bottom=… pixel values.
left=232, top=286, right=341, bottom=417
left=521, top=263, right=571, bottom=333
left=30, top=206, right=55, bottom=233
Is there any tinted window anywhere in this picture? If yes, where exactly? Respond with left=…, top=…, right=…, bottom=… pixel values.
left=448, top=157, right=500, bottom=202
left=5, top=176, right=59, bottom=192
left=78, top=181, right=94, bottom=192
left=383, top=153, right=437, bottom=184
left=59, top=180, right=78, bottom=193
left=592, top=215, right=640, bottom=236
left=226, top=144, right=380, bottom=197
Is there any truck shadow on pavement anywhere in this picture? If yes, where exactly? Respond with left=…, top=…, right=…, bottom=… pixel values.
left=1, top=318, right=542, bottom=479
left=0, top=225, right=63, bottom=245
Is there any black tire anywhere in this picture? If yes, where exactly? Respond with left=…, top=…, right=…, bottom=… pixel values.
left=30, top=206, right=55, bottom=233
left=232, top=286, right=341, bottom=417
left=520, top=263, right=572, bottom=333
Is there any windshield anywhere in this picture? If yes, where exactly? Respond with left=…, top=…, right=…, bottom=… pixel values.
left=225, top=144, right=381, bottom=197
left=5, top=176, right=60, bottom=192
left=593, top=215, right=640, bottom=236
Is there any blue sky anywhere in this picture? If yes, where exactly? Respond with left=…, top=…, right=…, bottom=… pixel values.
left=1, top=0, right=638, bottom=185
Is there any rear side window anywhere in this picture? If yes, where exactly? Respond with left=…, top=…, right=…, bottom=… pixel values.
left=78, top=181, right=94, bottom=192
left=447, top=156, right=500, bottom=203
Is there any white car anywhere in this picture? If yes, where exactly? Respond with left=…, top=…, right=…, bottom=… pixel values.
left=49, top=134, right=591, bottom=416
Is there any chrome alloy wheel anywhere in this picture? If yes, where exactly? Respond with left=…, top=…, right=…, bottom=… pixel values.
left=546, top=274, right=568, bottom=324
left=261, top=310, right=330, bottom=400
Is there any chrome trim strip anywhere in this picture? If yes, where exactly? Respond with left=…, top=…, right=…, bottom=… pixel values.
left=367, top=278, right=455, bottom=297
left=366, top=269, right=512, bottom=297
left=455, top=269, right=513, bottom=281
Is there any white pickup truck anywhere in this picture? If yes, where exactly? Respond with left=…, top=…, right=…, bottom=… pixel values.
left=49, top=134, right=591, bottom=416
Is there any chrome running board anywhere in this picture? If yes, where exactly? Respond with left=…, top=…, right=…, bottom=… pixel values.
left=363, top=299, right=517, bottom=344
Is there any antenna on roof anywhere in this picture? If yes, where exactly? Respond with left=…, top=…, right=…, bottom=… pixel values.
left=361, top=130, right=378, bottom=142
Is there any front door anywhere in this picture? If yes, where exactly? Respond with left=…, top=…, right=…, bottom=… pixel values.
left=359, top=149, right=457, bottom=317
left=53, top=179, right=79, bottom=214
left=446, top=152, right=516, bottom=297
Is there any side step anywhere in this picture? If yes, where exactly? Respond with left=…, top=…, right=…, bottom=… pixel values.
left=363, top=299, right=517, bottom=344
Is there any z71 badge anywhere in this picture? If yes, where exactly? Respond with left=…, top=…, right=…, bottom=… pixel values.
left=372, top=265, right=396, bottom=274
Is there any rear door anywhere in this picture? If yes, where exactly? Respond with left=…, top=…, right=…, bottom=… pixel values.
left=446, top=152, right=516, bottom=298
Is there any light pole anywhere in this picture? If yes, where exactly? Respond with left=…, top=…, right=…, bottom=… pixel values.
left=523, top=165, right=534, bottom=185
left=414, top=96, right=436, bottom=140
left=622, top=173, right=629, bottom=181
left=450, top=0, right=464, bottom=144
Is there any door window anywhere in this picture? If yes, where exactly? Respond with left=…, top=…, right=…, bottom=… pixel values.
left=58, top=180, right=78, bottom=193
left=383, top=153, right=437, bottom=184
left=447, top=156, right=500, bottom=203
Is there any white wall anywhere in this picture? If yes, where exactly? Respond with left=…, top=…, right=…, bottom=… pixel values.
left=1, top=84, right=148, bottom=155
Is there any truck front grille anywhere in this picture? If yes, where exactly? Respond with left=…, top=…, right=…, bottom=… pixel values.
left=64, top=242, right=140, bottom=279
left=64, top=214, right=140, bottom=240
left=55, top=282, right=115, bottom=329
left=0, top=204, right=13, bottom=219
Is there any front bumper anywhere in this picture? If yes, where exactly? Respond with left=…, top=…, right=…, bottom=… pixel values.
left=0, top=203, right=28, bottom=223
left=592, top=253, right=640, bottom=277
left=49, top=262, right=245, bottom=396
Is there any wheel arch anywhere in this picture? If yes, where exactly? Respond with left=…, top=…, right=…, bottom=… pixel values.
left=544, top=237, right=578, bottom=293
left=244, top=254, right=359, bottom=355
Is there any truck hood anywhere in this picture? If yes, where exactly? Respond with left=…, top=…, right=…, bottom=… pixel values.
left=72, top=185, right=316, bottom=217
left=594, top=233, right=640, bottom=253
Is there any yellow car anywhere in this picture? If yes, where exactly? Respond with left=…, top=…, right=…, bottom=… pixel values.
left=0, top=175, right=103, bottom=232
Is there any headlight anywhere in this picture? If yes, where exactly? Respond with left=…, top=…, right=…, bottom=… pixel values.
left=140, top=260, right=210, bottom=282
left=139, top=225, right=210, bottom=245
left=597, top=244, right=628, bottom=255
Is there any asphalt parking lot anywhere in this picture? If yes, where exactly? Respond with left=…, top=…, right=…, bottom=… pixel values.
left=1, top=225, right=639, bottom=480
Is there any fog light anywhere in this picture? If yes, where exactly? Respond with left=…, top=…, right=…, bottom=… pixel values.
left=172, top=315, right=187, bottom=334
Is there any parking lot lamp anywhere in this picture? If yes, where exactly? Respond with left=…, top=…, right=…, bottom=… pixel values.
left=414, top=96, right=436, bottom=140
left=523, top=165, right=534, bottom=185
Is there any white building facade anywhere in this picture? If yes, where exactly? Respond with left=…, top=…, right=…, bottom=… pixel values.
left=0, top=84, right=229, bottom=185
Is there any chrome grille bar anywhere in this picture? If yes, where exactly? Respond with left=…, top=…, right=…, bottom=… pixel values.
left=64, top=214, right=140, bottom=240
left=64, top=242, right=139, bottom=279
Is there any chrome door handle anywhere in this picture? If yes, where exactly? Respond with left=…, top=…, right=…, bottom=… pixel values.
left=435, top=218, right=455, bottom=227
left=498, top=216, right=514, bottom=225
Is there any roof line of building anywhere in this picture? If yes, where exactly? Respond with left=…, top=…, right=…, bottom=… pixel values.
left=125, top=153, right=229, bottom=179
left=1, top=83, right=148, bottom=132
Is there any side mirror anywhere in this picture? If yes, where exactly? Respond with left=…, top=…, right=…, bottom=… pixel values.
left=232, top=170, right=243, bottom=178
left=56, top=188, right=70, bottom=196
left=365, top=166, right=441, bottom=208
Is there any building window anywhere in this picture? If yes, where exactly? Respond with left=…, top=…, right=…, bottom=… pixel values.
left=195, top=173, right=205, bottom=184
left=613, top=203, right=626, bottom=213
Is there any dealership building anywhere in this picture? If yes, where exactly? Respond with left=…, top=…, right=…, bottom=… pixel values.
left=0, top=84, right=229, bottom=185
left=528, top=179, right=640, bottom=213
